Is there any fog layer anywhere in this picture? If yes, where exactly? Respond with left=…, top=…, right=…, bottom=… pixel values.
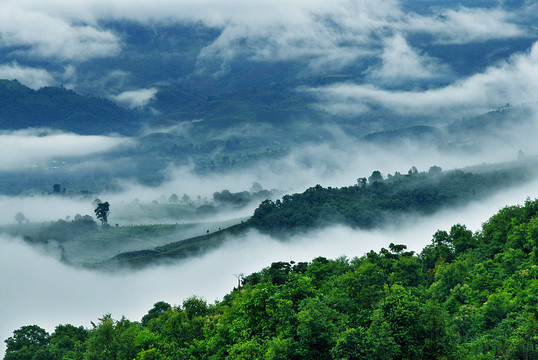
left=1, top=121, right=537, bottom=226
left=0, top=129, right=132, bottom=171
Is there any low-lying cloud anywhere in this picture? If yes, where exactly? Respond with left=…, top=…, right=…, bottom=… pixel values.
left=365, top=34, right=451, bottom=83
left=0, top=195, right=96, bottom=226
left=403, top=6, right=526, bottom=45
left=0, top=2, right=119, bottom=62
left=0, top=129, right=133, bottom=171
left=0, top=62, right=54, bottom=90
left=112, top=88, right=158, bottom=109
left=1, top=108, right=535, bottom=227
left=0, top=0, right=531, bottom=86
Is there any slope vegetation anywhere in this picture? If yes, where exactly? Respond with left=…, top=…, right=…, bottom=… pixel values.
left=100, top=163, right=532, bottom=269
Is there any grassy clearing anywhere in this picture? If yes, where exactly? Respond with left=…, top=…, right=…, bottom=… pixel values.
left=95, top=222, right=249, bottom=270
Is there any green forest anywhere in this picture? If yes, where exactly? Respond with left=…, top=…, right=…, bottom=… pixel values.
left=247, top=165, right=531, bottom=233
left=6, top=198, right=538, bottom=359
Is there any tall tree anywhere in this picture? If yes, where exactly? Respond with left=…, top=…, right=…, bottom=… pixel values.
left=15, top=211, right=26, bottom=224
left=368, top=170, right=384, bottom=184
left=94, top=201, right=110, bottom=227
left=4, top=325, right=50, bottom=360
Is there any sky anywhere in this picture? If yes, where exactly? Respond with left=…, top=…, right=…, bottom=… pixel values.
left=2, top=0, right=538, bottom=356
left=0, top=0, right=536, bottom=114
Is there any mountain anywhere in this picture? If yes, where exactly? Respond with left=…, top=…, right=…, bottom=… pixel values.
left=0, top=80, right=138, bottom=135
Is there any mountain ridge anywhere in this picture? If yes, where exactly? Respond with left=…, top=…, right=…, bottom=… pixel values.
left=0, top=80, right=138, bottom=135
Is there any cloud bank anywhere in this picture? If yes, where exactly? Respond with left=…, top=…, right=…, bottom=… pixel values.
left=0, top=129, right=133, bottom=171
left=309, top=40, right=538, bottom=118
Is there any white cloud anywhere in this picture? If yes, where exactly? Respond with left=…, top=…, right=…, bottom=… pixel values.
left=192, top=0, right=396, bottom=72
left=0, top=2, right=120, bottom=62
left=365, top=34, right=450, bottom=82
left=310, top=40, right=538, bottom=118
left=0, top=129, right=133, bottom=171
left=405, top=6, right=526, bottom=45
left=189, top=2, right=526, bottom=73
left=112, top=88, right=158, bottom=109
left=0, top=62, right=54, bottom=89
left=0, top=0, right=528, bottom=74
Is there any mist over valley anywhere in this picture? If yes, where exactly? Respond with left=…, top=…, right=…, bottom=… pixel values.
left=2, top=0, right=538, bottom=358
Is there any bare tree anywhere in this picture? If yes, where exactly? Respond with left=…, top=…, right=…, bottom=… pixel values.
left=233, top=273, right=245, bottom=288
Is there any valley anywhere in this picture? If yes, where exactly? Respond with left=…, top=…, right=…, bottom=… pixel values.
left=1, top=0, right=538, bottom=358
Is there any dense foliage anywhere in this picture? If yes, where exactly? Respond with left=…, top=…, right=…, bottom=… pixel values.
left=7, top=198, right=538, bottom=359
left=248, top=166, right=530, bottom=233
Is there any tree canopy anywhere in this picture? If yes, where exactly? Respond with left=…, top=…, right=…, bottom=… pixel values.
left=94, top=202, right=110, bottom=227
left=248, top=166, right=529, bottom=234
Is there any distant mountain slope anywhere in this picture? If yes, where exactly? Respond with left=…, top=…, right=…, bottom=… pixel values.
left=362, top=125, right=444, bottom=145
left=360, top=103, right=537, bottom=150
left=0, top=80, right=138, bottom=135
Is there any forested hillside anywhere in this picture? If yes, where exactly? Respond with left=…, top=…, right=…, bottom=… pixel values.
left=6, top=198, right=538, bottom=359
left=0, top=80, right=138, bottom=135
left=248, top=165, right=532, bottom=234
left=71, top=163, right=531, bottom=269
